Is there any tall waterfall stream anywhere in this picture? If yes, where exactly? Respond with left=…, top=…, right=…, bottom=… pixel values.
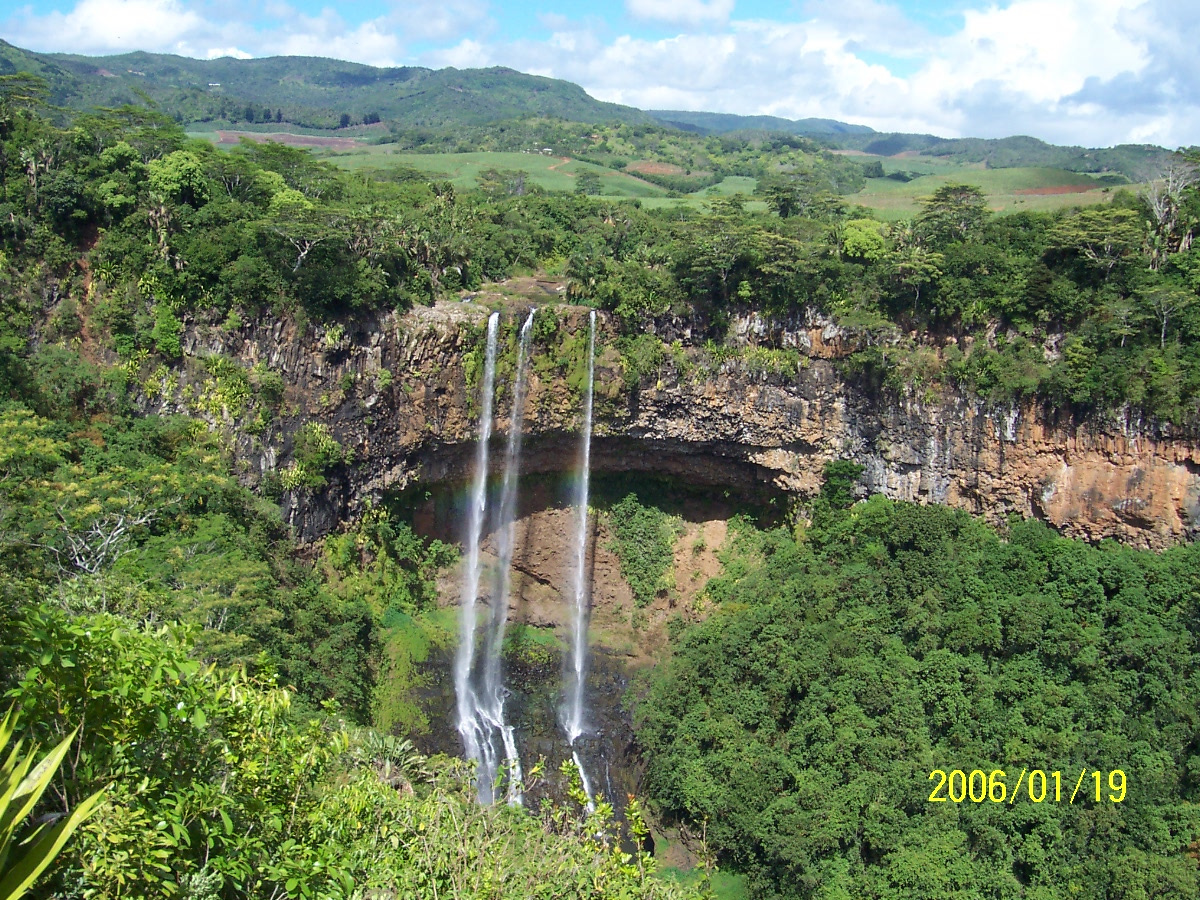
left=563, top=310, right=597, bottom=808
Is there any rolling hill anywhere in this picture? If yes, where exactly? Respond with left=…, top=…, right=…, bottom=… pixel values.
left=0, top=39, right=651, bottom=130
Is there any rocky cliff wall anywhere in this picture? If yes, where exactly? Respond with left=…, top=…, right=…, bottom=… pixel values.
left=155, top=300, right=1200, bottom=549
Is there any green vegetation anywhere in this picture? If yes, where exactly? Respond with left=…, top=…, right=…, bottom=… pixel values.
left=833, top=131, right=1169, bottom=180
left=637, top=489, right=1200, bottom=899
left=852, top=166, right=1118, bottom=220
left=0, top=601, right=695, bottom=899
left=606, top=493, right=683, bottom=607
left=326, top=149, right=671, bottom=198
left=647, top=109, right=874, bottom=138
left=0, top=709, right=103, bottom=900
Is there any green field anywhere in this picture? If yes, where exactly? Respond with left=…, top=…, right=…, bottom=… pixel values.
left=329, top=147, right=671, bottom=198
left=852, top=165, right=1126, bottom=219
left=189, top=135, right=1130, bottom=219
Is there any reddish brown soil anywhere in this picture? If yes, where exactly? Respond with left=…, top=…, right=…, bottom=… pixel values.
left=215, top=131, right=362, bottom=149
left=1014, top=184, right=1098, bottom=195
left=625, top=160, right=688, bottom=175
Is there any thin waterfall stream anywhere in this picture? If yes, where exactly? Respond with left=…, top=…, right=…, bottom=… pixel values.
left=480, top=308, right=536, bottom=804
left=454, top=311, right=498, bottom=796
left=563, top=310, right=597, bottom=808
left=455, top=309, right=535, bottom=805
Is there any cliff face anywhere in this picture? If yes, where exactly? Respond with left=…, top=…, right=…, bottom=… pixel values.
left=161, top=300, right=1200, bottom=549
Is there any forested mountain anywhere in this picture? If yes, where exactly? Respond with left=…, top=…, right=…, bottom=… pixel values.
left=833, top=130, right=1171, bottom=178
left=0, top=38, right=652, bottom=130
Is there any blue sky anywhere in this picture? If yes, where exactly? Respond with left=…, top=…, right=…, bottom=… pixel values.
left=2, top=0, right=1197, bottom=149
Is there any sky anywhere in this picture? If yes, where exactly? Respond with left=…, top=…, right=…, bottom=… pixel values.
left=1, top=0, right=1197, bottom=148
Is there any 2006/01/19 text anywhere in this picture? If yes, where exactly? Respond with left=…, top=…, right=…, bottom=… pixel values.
left=929, top=769, right=1127, bottom=804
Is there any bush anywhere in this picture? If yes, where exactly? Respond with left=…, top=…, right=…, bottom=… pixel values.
left=291, top=422, right=346, bottom=488
left=606, top=494, right=681, bottom=607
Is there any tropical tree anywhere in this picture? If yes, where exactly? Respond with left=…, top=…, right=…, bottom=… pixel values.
left=915, top=183, right=989, bottom=246
left=1047, top=206, right=1143, bottom=279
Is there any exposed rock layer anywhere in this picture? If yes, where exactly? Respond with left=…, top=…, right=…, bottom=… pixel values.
left=165, top=302, right=1200, bottom=549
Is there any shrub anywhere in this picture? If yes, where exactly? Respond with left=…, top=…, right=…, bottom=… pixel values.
left=606, top=494, right=681, bottom=607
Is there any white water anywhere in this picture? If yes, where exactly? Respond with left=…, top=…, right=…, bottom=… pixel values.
left=455, top=312, right=499, bottom=793
left=563, top=310, right=597, bottom=809
left=479, top=308, right=536, bottom=804
left=455, top=310, right=536, bottom=805
left=572, top=749, right=595, bottom=813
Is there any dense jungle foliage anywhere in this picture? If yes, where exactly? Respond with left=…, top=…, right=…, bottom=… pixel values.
left=637, top=479, right=1200, bottom=899
left=3, top=66, right=1200, bottom=899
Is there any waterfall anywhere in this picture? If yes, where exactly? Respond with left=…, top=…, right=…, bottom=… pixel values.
left=455, top=311, right=499, bottom=794
left=479, top=307, right=536, bottom=805
left=455, top=309, right=535, bottom=805
left=563, top=310, right=597, bottom=809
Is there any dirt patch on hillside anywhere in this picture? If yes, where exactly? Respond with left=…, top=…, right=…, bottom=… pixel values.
left=626, top=160, right=687, bottom=176
left=1014, top=184, right=1098, bottom=195
left=461, top=276, right=566, bottom=307
left=215, top=131, right=363, bottom=149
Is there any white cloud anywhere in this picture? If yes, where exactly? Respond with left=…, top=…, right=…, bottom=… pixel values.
left=2, top=0, right=1197, bottom=147
left=424, top=38, right=493, bottom=69
left=206, top=47, right=252, bottom=60
left=0, top=0, right=489, bottom=67
left=5, top=0, right=210, bottom=55
left=905, top=0, right=1147, bottom=123
left=393, top=0, right=493, bottom=43
left=625, top=0, right=735, bottom=27
left=257, top=11, right=405, bottom=65
left=484, top=0, right=1197, bottom=147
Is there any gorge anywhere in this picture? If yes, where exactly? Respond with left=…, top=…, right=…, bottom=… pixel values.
left=135, top=289, right=1200, bottom=812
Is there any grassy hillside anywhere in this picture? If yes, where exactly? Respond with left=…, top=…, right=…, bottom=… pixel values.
left=237, top=133, right=1132, bottom=215
left=852, top=165, right=1123, bottom=219
left=330, top=148, right=672, bottom=198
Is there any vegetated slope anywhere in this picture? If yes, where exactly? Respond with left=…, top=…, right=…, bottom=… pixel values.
left=637, top=482, right=1200, bottom=899
left=644, top=110, right=1170, bottom=181
left=363, top=117, right=875, bottom=198
left=333, top=149, right=672, bottom=198
left=0, top=38, right=651, bottom=130
left=647, top=109, right=875, bottom=136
